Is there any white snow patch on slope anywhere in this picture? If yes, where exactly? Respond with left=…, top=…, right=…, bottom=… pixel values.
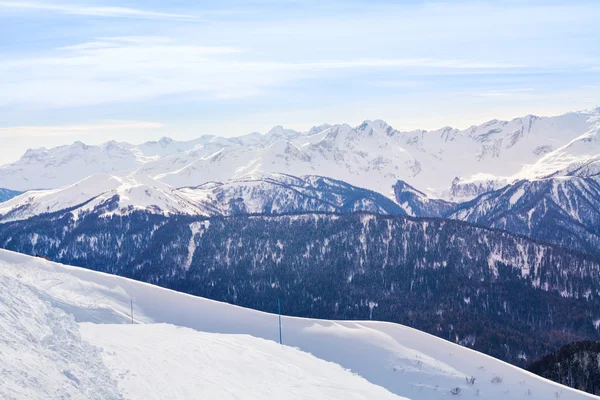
left=0, top=249, right=596, bottom=400
left=184, top=221, right=210, bottom=270
left=509, top=186, right=525, bottom=205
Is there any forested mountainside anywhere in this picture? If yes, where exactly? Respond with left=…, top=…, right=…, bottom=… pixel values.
left=1, top=207, right=599, bottom=366
left=528, top=341, right=600, bottom=395
left=447, top=175, right=600, bottom=258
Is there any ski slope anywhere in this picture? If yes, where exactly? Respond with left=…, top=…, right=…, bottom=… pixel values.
left=0, top=250, right=596, bottom=400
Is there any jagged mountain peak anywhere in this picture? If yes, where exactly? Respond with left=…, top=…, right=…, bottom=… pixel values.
left=393, top=180, right=455, bottom=217
left=266, top=125, right=300, bottom=139
left=158, top=136, right=174, bottom=145
left=307, top=123, right=332, bottom=136
left=356, top=119, right=397, bottom=136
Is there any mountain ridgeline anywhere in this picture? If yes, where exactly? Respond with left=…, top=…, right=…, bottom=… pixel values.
left=1, top=205, right=599, bottom=366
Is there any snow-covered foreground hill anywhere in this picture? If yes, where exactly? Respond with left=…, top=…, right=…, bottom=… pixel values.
left=0, top=250, right=402, bottom=400
left=1, top=250, right=595, bottom=400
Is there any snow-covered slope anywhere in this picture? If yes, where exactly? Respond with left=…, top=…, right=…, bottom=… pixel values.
left=513, top=122, right=600, bottom=180
left=0, top=173, right=404, bottom=222
left=3, top=109, right=598, bottom=200
left=82, top=324, right=403, bottom=400
left=446, top=112, right=600, bottom=200
left=0, top=174, right=213, bottom=222
left=180, top=173, right=404, bottom=216
left=1, top=250, right=595, bottom=400
left=0, top=141, right=144, bottom=191
left=0, top=251, right=401, bottom=400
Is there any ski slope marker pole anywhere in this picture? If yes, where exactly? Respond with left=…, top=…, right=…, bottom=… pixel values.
left=130, top=299, right=134, bottom=324
left=278, top=298, right=282, bottom=345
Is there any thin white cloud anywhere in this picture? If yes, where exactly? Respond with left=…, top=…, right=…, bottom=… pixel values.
left=0, top=36, right=524, bottom=108
left=0, top=1, right=207, bottom=21
left=0, top=121, right=164, bottom=138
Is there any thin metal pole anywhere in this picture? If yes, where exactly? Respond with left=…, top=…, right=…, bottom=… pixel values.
left=278, top=298, right=282, bottom=345
left=130, top=299, right=133, bottom=324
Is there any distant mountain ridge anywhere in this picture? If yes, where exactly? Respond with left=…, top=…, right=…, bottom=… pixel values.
left=2, top=109, right=598, bottom=201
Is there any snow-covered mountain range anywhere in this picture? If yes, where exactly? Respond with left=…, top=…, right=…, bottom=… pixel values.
left=2, top=249, right=595, bottom=399
left=0, top=173, right=404, bottom=222
left=2, top=108, right=599, bottom=201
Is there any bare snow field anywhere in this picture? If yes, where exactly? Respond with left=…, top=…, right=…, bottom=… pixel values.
left=0, top=249, right=597, bottom=399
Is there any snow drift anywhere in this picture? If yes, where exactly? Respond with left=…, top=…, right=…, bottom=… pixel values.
left=0, top=250, right=595, bottom=399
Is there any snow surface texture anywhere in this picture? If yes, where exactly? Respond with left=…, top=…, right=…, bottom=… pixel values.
left=0, top=250, right=595, bottom=400
left=81, top=324, right=402, bottom=400
left=1, top=109, right=599, bottom=201
left=0, top=274, right=122, bottom=399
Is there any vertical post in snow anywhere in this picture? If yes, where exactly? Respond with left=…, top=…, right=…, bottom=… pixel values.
left=278, top=298, right=282, bottom=345
left=130, top=299, right=134, bottom=324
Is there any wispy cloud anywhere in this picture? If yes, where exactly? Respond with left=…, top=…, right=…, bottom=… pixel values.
left=0, top=121, right=164, bottom=138
left=0, top=36, right=524, bottom=108
left=0, top=1, right=206, bottom=21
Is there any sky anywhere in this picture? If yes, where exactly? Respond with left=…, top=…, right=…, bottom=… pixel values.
left=0, top=0, right=599, bottom=163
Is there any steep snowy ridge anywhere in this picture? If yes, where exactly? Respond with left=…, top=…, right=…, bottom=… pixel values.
left=1, top=250, right=595, bottom=399
left=447, top=174, right=600, bottom=258
left=2, top=109, right=599, bottom=200
left=392, top=180, right=455, bottom=217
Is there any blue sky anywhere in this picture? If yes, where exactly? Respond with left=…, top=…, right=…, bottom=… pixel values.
left=0, top=0, right=599, bottom=162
